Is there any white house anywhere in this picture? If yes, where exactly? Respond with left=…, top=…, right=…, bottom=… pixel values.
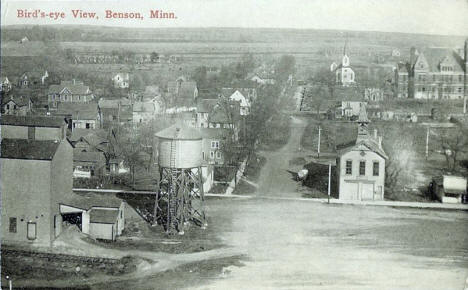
left=112, top=73, right=130, bottom=89
left=228, top=90, right=251, bottom=116
left=336, top=106, right=388, bottom=201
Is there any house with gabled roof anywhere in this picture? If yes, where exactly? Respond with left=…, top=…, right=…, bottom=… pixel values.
left=221, top=88, right=254, bottom=116
left=336, top=106, right=387, bottom=201
left=1, top=96, right=33, bottom=116
left=54, top=102, right=101, bottom=130
left=48, top=80, right=94, bottom=107
left=1, top=76, right=12, bottom=92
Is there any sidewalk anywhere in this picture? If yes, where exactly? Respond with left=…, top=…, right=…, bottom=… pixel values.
left=327, top=199, right=468, bottom=210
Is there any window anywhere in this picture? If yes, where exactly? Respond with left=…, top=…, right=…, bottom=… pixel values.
left=27, top=222, right=37, bottom=240
left=28, top=127, right=35, bottom=140
left=216, top=151, right=221, bottom=159
left=9, top=217, right=17, bottom=233
left=359, top=161, right=366, bottom=176
left=6, top=104, right=9, bottom=110
left=211, top=141, right=219, bottom=149
left=202, top=152, right=205, bottom=160
left=210, top=151, right=215, bottom=159
left=345, top=160, right=352, bottom=175
left=86, top=123, right=90, bottom=129
left=373, top=162, right=379, bottom=176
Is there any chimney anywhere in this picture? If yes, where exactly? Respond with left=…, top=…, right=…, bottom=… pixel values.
left=373, top=129, right=378, bottom=140
left=378, top=136, right=382, bottom=149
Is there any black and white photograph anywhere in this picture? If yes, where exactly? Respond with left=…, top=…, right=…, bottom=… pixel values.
left=0, top=0, right=468, bottom=289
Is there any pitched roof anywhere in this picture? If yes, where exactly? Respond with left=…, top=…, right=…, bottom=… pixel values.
left=197, top=98, right=219, bottom=113
left=48, top=80, right=91, bottom=95
left=1, top=139, right=60, bottom=160
left=133, top=101, right=156, bottom=113
left=338, top=138, right=388, bottom=160
left=90, top=208, right=120, bottom=224
left=418, top=48, right=465, bottom=73
left=208, top=102, right=240, bottom=124
left=98, top=98, right=132, bottom=109
left=1, top=96, right=32, bottom=107
left=73, top=150, right=105, bottom=163
left=60, top=191, right=123, bottom=211
left=155, top=124, right=202, bottom=140
left=198, top=128, right=230, bottom=139
left=0, top=115, right=66, bottom=128
left=228, top=90, right=251, bottom=107
left=56, top=102, right=99, bottom=120
left=70, top=129, right=108, bottom=148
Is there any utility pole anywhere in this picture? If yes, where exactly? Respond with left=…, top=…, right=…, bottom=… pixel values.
left=464, top=96, right=467, bottom=114
left=426, top=126, right=430, bottom=160
left=317, top=126, right=321, bottom=158
left=327, top=163, right=331, bottom=204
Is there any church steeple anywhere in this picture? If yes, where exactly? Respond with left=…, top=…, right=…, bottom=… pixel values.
left=356, top=104, right=370, bottom=142
left=342, top=38, right=350, bottom=67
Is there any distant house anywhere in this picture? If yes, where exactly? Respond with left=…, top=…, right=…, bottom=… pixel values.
left=55, top=102, right=101, bottom=130
left=69, top=128, right=109, bottom=153
left=364, top=88, right=385, bottom=102
left=221, top=88, right=255, bottom=116
left=73, top=149, right=106, bottom=178
left=250, top=72, right=275, bottom=85
left=0, top=115, right=68, bottom=141
left=199, top=128, right=230, bottom=166
left=112, top=73, right=130, bottom=89
left=59, top=192, right=125, bottom=241
left=167, top=78, right=198, bottom=106
left=109, top=158, right=129, bottom=175
left=132, top=101, right=157, bottom=124
left=1, top=77, right=12, bottom=92
left=1, top=96, right=33, bottom=116
left=430, top=176, right=467, bottom=204
left=391, top=48, right=401, bottom=57
left=196, top=98, right=219, bottom=128
left=98, top=98, right=133, bottom=128
left=1, top=137, right=73, bottom=246
left=19, top=36, right=29, bottom=43
left=336, top=106, right=387, bottom=201
left=48, top=80, right=94, bottom=107
left=16, top=71, right=48, bottom=88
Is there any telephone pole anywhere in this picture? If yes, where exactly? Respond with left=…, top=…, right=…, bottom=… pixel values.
left=317, top=126, right=322, bottom=158
left=425, top=126, right=429, bottom=160
left=327, top=163, right=331, bottom=204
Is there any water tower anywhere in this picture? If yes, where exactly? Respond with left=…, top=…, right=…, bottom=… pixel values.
left=154, top=124, right=207, bottom=234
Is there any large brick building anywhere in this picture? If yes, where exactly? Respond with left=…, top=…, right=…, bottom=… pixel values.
left=395, top=39, right=468, bottom=100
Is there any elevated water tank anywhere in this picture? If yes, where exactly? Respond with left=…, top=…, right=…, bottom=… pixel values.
left=155, top=124, right=202, bottom=169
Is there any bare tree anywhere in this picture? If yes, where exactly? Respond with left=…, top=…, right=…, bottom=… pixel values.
left=436, top=124, right=468, bottom=172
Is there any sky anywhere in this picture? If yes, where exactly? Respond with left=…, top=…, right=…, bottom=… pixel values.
left=1, top=0, right=467, bottom=36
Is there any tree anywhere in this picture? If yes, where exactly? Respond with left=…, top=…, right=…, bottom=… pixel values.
left=150, top=52, right=159, bottom=63
left=275, top=55, right=296, bottom=83
left=436, top=124, right=468, bottom=172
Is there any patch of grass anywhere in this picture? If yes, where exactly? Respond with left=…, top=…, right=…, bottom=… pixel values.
left=232, top=180, right=256, bottom=195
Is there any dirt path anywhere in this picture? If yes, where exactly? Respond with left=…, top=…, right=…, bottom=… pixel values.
left=256, top=116, right=308, bottom=198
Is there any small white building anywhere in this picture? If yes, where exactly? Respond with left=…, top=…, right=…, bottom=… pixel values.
left=336, top=106, right=388, bottom=201
left=59, top=192, right=125, bottom=241
left=112, top=73, right=130, bottom=89
left=228, top=90, right=251, bottom=116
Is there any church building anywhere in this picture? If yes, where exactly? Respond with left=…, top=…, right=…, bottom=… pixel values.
left=330, top=41, right=356, bottom=87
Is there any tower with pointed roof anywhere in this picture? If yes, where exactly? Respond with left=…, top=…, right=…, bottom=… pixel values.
left=356, top=104, right=370, bottom=142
